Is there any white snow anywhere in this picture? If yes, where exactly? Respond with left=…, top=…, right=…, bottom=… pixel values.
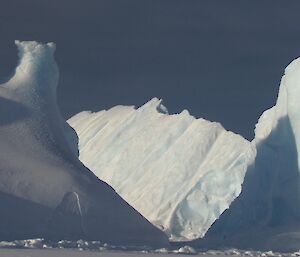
left=68, top=98, right=255, bottom=241
left=0, top=41, right=168, bottom=247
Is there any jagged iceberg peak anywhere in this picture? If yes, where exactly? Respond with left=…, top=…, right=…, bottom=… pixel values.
left=254, top=57, right=300, bottom=169
left=68, top=97, right=255, bottom=241
left=0, top=41, right=76, bottom=158
left=3, top=41, right=58, bottom=94
left=254, top=56, right=300, bottom=221
left=139, top=97, right=169, bottom=114
left=0, top=41, right=168, bottom=247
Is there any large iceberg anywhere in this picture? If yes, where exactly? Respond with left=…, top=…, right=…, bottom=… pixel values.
left=0, top=41, right=168, bottom=247
left=68, top=98, right=255, bottom=241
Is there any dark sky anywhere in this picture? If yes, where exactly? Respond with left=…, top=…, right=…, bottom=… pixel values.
left=1, top=1, right=300, bottom=139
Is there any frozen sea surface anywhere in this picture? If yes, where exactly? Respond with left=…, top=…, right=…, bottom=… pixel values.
left=0, top=239, right=298, bottom=257
left=0, top=248, right=298, bottom=257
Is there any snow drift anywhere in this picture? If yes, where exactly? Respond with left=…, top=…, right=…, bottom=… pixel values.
left=68, top=98, right=255, bottom=241
left=0, top=41, right=168, bottom=247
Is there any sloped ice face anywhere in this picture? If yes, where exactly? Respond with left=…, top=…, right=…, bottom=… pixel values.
left=0, top=41, right=168, bottom=247
left=252, top=58, right=300, bottom=221
left=68, top=98, right=255, bottom=241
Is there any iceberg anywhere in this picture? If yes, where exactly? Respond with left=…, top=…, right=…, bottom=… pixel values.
left=68, top=98, right=255, bottom=241
left=195, top=57, right=300, bottom=252
left=0, top=41, right=168, bottom=247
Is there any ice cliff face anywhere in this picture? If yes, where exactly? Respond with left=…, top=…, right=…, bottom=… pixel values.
left=194, top=58, right=300, bottom=252
left=0, top=41, right=168, bottom=247
left=68, top=98, right=255, bottom=241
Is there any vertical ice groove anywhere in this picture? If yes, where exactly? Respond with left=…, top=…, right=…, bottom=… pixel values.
left=117, top=114, right=195, bottom=194
left=166, top=125, right=222, bottom=213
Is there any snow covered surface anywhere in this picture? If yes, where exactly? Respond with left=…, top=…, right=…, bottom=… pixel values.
left=68, top=98, right=255, bottom=241
left=0, top=41, right=167, bottom=247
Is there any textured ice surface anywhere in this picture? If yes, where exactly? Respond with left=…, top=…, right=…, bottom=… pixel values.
left=0, top=41, right=167, bottom=247
left=68, top=98, right=255, bottom=241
